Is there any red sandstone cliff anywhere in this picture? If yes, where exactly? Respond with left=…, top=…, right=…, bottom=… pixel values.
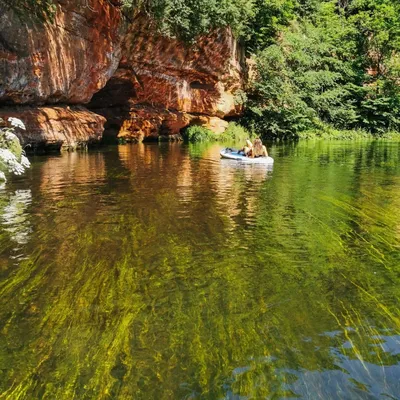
left=0, top=107, right=105, bottom=152
left=89, top=16, right=245, bottom=142
left=0, top=0, right=123, bottom=151
left=0, top=0, right=122, bottom=105
left=0, top=4, right=245, bottom=150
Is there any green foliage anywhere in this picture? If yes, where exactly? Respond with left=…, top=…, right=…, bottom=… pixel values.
left=122, top=0, right=256, bottom=41
left=297, top=124, right=371, bottom=140
left=184, top=125, right=218, bottom=142
left=219, top=122, right=254, bottom=142
left=183, top=123, right=253, bottom=143
left=295, top=0, right=320, bottom=17
left=121, top=0, right=298, bottom=44
left=245, top=0, right=400, bottom=138
left=347, top=0, right=400, bottom=76
left=243, top=0, right=297, bottom=52
left=357, top=84, right=400, bottom=133
left=233, top=89, right=248, bottom=106
left=293, top=124, right=400, bottom=140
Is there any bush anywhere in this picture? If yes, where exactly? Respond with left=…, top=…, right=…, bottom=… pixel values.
left=183, top=123, right=254, bottom=143
left=297, top=127, right=370, bottom=140
left=296, top=123, right=400, bottom=140
left=184, top=126, right=217, bottom=142
left=219, top=122, right=254, bottom=142
left=0, top=117, right=31, bottom=181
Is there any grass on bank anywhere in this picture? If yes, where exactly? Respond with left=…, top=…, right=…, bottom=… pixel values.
left=183, top=123, right=255, bottom=143
left=183, top=122, right=400, bottom=143
left=297, top=125, right=400, bottom=141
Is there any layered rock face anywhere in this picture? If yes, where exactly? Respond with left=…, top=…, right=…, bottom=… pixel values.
left=0, top=3, right=245, bottom=149
left=0, top=0, right=122, bottom=105
left=89, top=17, right=245, bottom=142
left=0, top=107, right=105, bottom=152
left=0, top=0, right=123, bottom=150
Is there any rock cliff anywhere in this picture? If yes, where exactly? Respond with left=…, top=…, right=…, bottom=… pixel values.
left=89, top=16, right=245, bottom=142
left=0, top=0, right=122, bottom=105
left=0, top=0, right=123, bottom=151
left=0, top=4, right=245, bottom=150
left=0, top=107, right=105, bottom=152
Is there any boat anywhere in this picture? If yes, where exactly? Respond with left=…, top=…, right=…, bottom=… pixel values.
left=220, top=148, right=274, bottom=164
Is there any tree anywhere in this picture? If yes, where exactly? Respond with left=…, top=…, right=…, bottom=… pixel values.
left=121, top=0, right=256, bottom=41
left=246, top=0, right=400, bottom=137
left=246, top=2, right=359, bottom=137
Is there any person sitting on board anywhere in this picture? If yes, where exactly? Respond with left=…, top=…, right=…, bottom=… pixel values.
left=239, top=139, right=253, bottom=156
left=240, top=139, right=253, bottom=157
left=250, top=137, right=268, bottom=158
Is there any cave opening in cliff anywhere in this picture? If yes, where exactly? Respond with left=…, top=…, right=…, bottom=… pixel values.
left=189, top=81, right=215, bottom=90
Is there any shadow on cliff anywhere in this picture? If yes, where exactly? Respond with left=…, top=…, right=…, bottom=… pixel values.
left=88, top=73, right=137, bottom=144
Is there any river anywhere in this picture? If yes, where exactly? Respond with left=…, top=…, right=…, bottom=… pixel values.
left=0, top=140, right=399, bottom=399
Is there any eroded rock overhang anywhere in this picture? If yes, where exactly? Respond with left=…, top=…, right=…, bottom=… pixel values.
left=0, top=2, right=246, bottom=151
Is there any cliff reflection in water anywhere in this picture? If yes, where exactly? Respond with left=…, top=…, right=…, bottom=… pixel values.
left=118, top=143, right=271, bottom=228
left=0, top=141, right=399, bottom=399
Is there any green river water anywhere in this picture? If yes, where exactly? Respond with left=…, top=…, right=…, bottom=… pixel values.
left=0, top=141, right=399, bottom=399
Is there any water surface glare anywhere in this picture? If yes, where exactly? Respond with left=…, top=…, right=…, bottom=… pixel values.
left=0, top=141, right=400, bottom=399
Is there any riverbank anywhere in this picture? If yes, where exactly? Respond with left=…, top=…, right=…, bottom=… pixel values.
left=296, top=126, right=400, bottom=141
left=184, top=123, right=400, bottom=143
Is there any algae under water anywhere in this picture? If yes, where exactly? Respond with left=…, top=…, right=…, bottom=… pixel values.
left=0, top=140, right=399, bottom=399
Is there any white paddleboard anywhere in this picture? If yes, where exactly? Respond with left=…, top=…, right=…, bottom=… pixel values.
left=220, top=148, right=274, bottom=164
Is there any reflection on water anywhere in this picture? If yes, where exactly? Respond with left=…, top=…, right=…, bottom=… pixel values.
left=1, top=190, right=32, bottom=246
left=0, top=141, right=399, bottom=399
